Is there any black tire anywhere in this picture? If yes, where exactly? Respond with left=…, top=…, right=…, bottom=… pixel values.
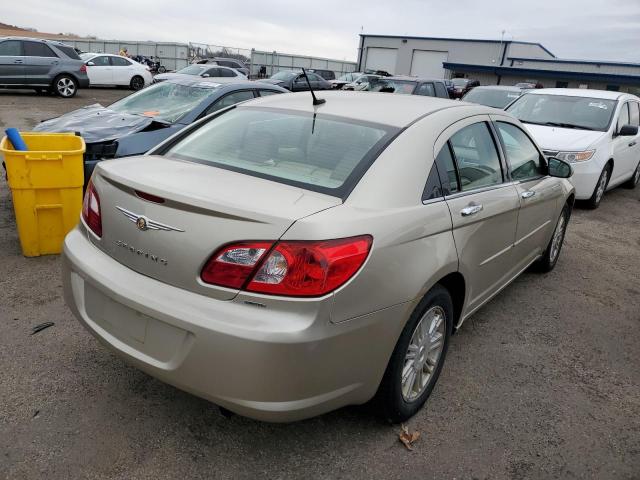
left=585, top=165, right=611, bottom=209
left=130, top=75, right=145, bottom=91
left=533, top=204, right=570, bottom=273
left=623, top=162, right=640, bottom=189
left=375, top=284, right=453, bottom=423
left=52, top=74, right=78, bottom=98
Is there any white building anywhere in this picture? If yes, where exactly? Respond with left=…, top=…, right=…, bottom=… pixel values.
left=357, top=34, right=640, bottom=94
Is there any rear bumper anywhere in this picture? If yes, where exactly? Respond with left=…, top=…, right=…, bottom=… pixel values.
left=62, top=227, right=408, bottom=422
left=77, top=76, right=90, bottom=88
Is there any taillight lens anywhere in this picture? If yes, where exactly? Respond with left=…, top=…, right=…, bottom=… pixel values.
left=82, top=179, right=102, bottom=237
left=201, top=242, right=273, bottom=289
left=201, top=236, right=372, bottom=297
left=80, top=64, right=87, bottom=73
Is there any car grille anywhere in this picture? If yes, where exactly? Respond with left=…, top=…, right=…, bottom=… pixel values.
left=542, top=150, right=559, bottom=157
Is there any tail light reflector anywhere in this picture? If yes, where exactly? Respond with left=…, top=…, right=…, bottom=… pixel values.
left=80, top=64, right=87, bottom=73
left=82, top=179, right=102, bottom=237
left=201, top=236, right=372, bottom=297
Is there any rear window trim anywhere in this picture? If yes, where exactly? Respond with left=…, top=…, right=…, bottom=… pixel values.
left=164, top=106, right=401, bottom=201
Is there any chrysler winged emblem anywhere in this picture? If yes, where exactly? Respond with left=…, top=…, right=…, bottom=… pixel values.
left=116, top=206, right=184, bottom=232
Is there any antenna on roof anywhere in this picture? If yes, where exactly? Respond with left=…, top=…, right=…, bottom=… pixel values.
left=301, top=68, right=326, bottom=106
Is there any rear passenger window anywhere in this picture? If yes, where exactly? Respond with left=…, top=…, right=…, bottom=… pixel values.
left=258, top=90, right=280, bottom=97
left=24, top=41, right=57, bottom=57
left=219, top=69, right=236, bottom=77
left=449, top=123, right=503, bottom=191
left=434, top=143, right=459, bottom=195
left=111, top=57, right=131, bottom=67
left=434, top=82, right=447, bottom=98
left=205, top=68, right=220, bottom=77
left=415, top=83, right=436, bottom=97
left=629, top=103, right=640, bottom=127
left=422, top=164, right=443, bottom=200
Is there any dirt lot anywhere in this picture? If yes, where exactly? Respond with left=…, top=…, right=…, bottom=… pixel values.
left=1, top=89, right=639, bottom=479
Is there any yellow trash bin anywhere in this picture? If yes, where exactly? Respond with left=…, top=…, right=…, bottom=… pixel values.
left=1, top=132, right=85, bottom=257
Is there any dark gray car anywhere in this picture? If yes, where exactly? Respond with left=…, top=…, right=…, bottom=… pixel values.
left=0, top=37, right=89, bottom=97
left=33, top=78, right=287, bottom=183
left=262, top=70, right=332, bottom=91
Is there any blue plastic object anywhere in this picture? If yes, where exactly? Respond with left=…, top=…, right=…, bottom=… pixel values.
left=5, top=128, right=28, bottom=151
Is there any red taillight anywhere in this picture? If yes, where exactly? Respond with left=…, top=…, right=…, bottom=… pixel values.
left=80, top=64, right=87, bottom=73
left=82, top=179, right=102, bottom=237
left=201, top=242, right=274, bottom=289
left=201, top=236, right=372, bottom=297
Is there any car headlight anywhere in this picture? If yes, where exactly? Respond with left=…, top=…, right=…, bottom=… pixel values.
left=555, top=150, right=596, bottom=163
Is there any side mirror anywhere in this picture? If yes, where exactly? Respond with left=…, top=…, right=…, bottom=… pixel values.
left=548, top=157, right=573, bottom=179
left=202, top=73, right=210, bottom=78
left=618, top=124, right=639, bottom=136
left=86, top=61, right=95, bottom=66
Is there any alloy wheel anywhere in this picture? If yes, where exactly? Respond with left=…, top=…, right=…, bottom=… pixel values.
left=549, top=212, right=566, bottom=263
left=401, top=306, right=446, bottom=402
left=595, top=169, right=608, bottom=204
left=57, top=77, right=76, bottom=97
left=131, top=77, right=144, bottom=90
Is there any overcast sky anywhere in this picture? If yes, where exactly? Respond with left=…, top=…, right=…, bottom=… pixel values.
left=4, top=0, right=640, bottom=62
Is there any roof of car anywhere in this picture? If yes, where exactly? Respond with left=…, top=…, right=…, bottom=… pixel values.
left=472, top=85, right=523, bottom=92
left=240, top=90, right=470, bottom=127
left=385, top=76, right=444, bottom=83
left=525, top=88, right=627, bottom=100
left=1, top=36, right=72, bottom=47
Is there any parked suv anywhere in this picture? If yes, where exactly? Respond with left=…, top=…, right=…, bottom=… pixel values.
left=195, top=57, right=249, bottom=76
left=0, top=37, right=90, bottom=97
left=507, top=89, right=640, bottom=208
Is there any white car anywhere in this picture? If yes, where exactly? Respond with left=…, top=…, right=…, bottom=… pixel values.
left=343, top=74, right=381, bottom=91
left=507, top=89, right=640, bottom=208
left=80, top=53, right=153, bottom=91
left=152, top=65, right=247, bottom=84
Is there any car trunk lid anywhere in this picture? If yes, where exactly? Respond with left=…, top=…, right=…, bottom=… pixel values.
left=90, top=155, right=342, bottom=300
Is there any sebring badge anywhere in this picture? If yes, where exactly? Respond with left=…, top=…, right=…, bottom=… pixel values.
left=116, top=206, right=184, bottom=232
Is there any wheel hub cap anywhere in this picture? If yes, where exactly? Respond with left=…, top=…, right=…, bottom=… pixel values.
left=401, top=306, right=446, bottom=402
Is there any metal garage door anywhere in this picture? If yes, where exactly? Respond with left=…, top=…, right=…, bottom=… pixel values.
left=365, top=48, right=398, bottom=74
left=410, top=50, right=448, bottom=78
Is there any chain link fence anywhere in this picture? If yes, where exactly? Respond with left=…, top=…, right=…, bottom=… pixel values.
left=189, top=43, right=357, bottom=79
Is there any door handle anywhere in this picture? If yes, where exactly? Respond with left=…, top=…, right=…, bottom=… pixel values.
left=460, top=204, right=483, bottom=216
left=13, top=59, right=23, bottom=64
left=629, top=141, right=637, bottom=147
left=521, top=190, right=536, bottom=199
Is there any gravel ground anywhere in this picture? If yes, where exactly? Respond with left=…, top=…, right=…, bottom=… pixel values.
left=0, top=89, right=639, bottom=479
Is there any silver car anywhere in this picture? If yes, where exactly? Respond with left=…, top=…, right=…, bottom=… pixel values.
left=63, top=92, right=575, bottom=422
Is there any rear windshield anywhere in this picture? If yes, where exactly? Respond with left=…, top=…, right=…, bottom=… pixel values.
left=165, top=107, right=398, bottom=197
left=463, top=88, right=522, bottom=108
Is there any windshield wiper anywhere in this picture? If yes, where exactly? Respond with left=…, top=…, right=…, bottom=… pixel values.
left=520, top=120, right=594, bottom=130
left=543, top=122, right=594, bottom=130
